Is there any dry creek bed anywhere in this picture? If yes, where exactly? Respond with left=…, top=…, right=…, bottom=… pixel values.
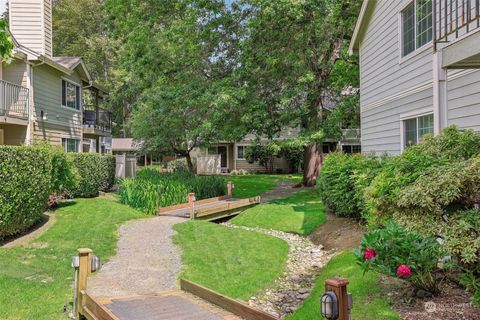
left=222, top=222, right=335, bottom=319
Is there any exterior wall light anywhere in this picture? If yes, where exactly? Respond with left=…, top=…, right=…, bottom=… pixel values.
left=321, top=291, right=338, bottom=319
left=320, top=277, right=352, bottom=320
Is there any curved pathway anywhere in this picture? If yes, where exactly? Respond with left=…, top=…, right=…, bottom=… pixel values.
left=88, top=216, right=186, bottom=298
left=260, top=179, right=301, bottom=202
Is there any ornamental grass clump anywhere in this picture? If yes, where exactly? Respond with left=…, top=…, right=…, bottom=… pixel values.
left=355, top=222, right=450, bottom=295
left=118, top=169, right=226, bottom=214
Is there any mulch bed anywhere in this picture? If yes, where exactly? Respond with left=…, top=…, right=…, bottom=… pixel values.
left=381, top=276, right=480, bottom=320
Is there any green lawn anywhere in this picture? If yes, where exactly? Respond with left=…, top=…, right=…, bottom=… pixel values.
left=0, top=198, right=147, bottom=320
left=173, top=220, right=289, bottom=300
left=288, top=251, right=399, bottom=320
left=229, top=174, right=301, bottom=198
left=230, top=189, right=326, bottom=235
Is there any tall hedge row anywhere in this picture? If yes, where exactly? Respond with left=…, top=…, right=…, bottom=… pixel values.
left=318, top=126, right=480, bottom=301
left=68, top=153, right=115, bottom=198
left=0, top=146, right=116, bottom=239
left=0, top=146, right=53, bottom=238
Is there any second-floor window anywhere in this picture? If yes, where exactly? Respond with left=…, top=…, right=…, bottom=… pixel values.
left=62, top=80, right=81, bottom=110
left=402, top=0, right=432, bottom=57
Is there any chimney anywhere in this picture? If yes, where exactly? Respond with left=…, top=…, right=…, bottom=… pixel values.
left=9, top=0, right=53, bottom=57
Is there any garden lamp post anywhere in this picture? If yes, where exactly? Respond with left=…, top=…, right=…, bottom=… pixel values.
left=320, top=277, right=352, bottom=320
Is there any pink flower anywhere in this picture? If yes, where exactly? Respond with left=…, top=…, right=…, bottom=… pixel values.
left=396, top=265, right=412, bottom=278
left=364, top=248, right=376, bottom=260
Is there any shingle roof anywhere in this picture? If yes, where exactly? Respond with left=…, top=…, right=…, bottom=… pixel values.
left=51, top=56, right=82, bottom=69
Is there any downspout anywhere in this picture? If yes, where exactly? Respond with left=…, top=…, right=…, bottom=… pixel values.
left=432, top=51, right=448, bottom=135
left=26, top=60, right=46, bottom=146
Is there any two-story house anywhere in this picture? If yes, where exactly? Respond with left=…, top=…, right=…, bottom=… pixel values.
left=350, top=0, right=480, bottom=155
left=0, top=0, right=112, bottom=153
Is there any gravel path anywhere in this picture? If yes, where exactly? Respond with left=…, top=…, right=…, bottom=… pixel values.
left=260, top=179, right=301, bottom=202
left=88, top=216, right=185, bottom=298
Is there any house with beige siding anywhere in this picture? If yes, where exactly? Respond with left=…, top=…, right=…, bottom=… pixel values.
left=0, top=0, right=112, bottom=153
left=194, top=128, right=361, bottom=174
left=350, top=0, right=480, bottom=155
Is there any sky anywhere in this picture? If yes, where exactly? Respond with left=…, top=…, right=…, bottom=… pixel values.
left=0, top=0, right=6, bottom=17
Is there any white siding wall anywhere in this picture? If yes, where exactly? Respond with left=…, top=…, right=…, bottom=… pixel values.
left=360, top=0, right=434, bottom=155
left=447, top=70, right=480, bottom=131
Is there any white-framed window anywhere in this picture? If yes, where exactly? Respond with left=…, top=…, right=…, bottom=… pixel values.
left=401, top=0, right=432, bottom=57
left=403, top=113, right=434, bottom=148
left=62, top=138, right=80, bottom=153
left=62, top=80, right=81, bottom=110
left=236, top=145, right=246, bottom=160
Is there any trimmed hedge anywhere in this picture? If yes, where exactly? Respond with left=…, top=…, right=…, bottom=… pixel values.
left=68, top=153, right=115, bottom=198
left=0, top=146, right=115, bottom=239
left=317, top=152, right=381, bottom=218
left=0, top=146, right=53, bottom=238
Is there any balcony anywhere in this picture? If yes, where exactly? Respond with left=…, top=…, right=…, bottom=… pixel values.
left=83, top=106, right=112, bottom=136
left=342, top=128, right=361, bottom=142
left=0, top=79, right=29, bottom=124
left=434, top=0, right=480, bottom=68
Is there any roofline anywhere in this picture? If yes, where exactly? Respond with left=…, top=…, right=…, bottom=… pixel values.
left=70, top=58, right=92, bottom=82
left=348, top=0, right=376, bottom=55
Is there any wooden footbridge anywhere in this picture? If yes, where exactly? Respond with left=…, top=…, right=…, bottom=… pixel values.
left=75, top=249, right=278, bottom=320
left=158, top=181, right=261, bottom=221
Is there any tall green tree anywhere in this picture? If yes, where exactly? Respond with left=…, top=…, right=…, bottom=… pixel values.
left=235, top=0, right=361, bottom=186
left=108, top=0, right=240, bottom=171
left=0, top=19, right=14, bottom=62
left=52, top=0, right=117, bottom=83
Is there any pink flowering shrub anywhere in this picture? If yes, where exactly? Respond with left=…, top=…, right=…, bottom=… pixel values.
left=354, top=222, right=449, bottom=295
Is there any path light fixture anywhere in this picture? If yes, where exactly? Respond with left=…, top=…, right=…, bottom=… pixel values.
left=320, top=277, right=352, bottom=320
left=71, top=251, right=101, bottom=317
left=321, top=291, right=338, bottom=319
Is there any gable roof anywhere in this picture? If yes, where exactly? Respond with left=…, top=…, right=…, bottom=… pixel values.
left=51, top=56, right=82, bottom=69
left=348, top=0, right=376, bottom=55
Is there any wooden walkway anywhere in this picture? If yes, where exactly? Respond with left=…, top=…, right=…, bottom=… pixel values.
left=158, top=195, right=261, bottom=221
left=81, top=280, right=278, bottom=320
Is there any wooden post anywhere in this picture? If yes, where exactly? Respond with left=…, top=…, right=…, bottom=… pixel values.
left=76, top=248, right=93, bottom=318
left=227, top=181, right=233, bottom=198
left=188, top=193, right=196, bottom=219
left=325, top=277, right=349, bottom=320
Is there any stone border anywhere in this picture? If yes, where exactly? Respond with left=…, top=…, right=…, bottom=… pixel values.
left=222, top=223, right=335, bottom=319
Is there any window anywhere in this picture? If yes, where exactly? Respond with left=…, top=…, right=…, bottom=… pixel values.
left=62, top=80, right=81, bottom=110
left=342, top=145, right=362, bottom=154
left=237, top=146, right=246, bottom=159
left=403, top=114, right=433, bottom=148
left=62, top=138, right=79, bottom=152
left=402, top=0, right=432, bottom=56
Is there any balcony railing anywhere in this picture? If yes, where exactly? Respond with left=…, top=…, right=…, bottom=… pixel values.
left=342, top=128, right=361, bottom=140
left=0, top=79, right=29, bottom=120
left=83, top=107, right=112, bottom=133
left=434, top=0, right=480, bottom=49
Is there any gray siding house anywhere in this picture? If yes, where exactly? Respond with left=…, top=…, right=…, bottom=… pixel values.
left=0, top=0, right=112, bottom=153
left=350, top=0, right=480, bottom=155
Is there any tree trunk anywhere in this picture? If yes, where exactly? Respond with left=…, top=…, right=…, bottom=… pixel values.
left=302, top=143, right=322, bottom=187
left=185, top=153, right=194, bottom=174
